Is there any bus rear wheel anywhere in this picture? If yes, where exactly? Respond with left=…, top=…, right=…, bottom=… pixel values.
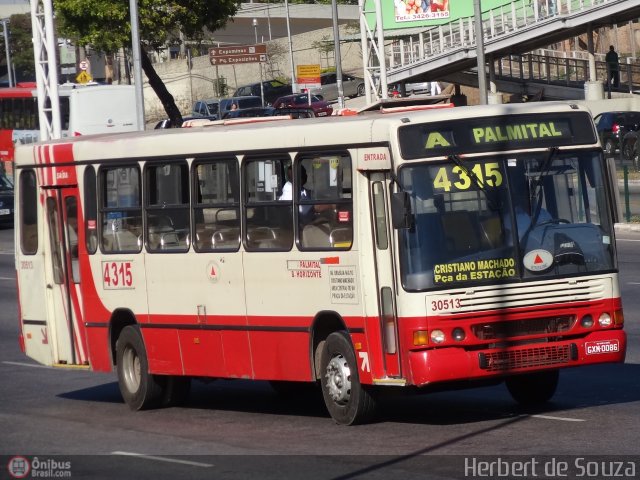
left=116, top=325, right=164, bottom=410
left=506, top=370, right=559, bottom=406
left=319, top=331, right=376, bottom=425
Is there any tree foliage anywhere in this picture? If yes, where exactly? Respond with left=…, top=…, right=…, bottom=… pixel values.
left=54, top=0, right=242, bottom=125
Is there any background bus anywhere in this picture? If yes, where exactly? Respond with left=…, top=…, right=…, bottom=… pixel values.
left=0, top=83, right=139, bottom=176
left=13, top=102, right=626, bottom=425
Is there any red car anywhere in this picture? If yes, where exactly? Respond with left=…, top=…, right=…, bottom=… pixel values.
left=272, top=94, right=333, bottom=117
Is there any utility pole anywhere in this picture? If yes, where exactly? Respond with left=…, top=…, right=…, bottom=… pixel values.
left=331, top=0, right=344, bottom=108
left=129, top=0, right=145, bottom=130
left=1, top=18, right=14, bottom=87
left=473, top=0, right=488, bottom=105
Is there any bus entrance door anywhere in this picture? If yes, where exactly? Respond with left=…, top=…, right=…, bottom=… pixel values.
left=41, top=187, right=86, bottom=366
left=370, top=174, right=401, bottom=378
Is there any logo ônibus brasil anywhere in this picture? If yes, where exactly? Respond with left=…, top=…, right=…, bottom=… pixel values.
left=7, top=456, right=72, bottom=478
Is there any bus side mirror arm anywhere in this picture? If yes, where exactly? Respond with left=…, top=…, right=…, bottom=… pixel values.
left=391, top=192, right=414, bottom=229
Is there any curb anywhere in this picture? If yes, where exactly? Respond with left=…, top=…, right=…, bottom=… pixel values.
left=614, top=222, right=640, bottom=232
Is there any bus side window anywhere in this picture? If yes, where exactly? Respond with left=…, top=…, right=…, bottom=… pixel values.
left=298, top=153, right=353, bottom=250
left=145, top=162, right=190, bottom=252
left=244, top=156, right=292, bottom=250
left=99, top=166, right=143, bottom=253
left=20, top=170, right=38, bottom=255
left=193, top=159, right=240, bottom=251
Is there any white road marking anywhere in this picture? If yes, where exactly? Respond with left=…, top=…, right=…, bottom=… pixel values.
left=629, top=282, right=640, bottom=285
left=0, top=276, right=15, bottom=280
left=616, top=238, right=640, bottom=242
left=2, top=361, right=51, bottom=369
left=111, top=451, right=214, bottom=468
left=530, top=414, right=585, bottom=422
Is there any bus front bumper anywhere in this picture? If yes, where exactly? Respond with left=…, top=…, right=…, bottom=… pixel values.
left=407, top=329, right=626, bottom=387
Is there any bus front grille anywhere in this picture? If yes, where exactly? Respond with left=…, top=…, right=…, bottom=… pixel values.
left=478, top=344, right=575, bottom=372
left=471, top=316, right=575, bottom=340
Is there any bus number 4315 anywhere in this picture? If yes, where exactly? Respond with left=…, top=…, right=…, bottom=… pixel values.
left=102, top=261, right=133, bottom=289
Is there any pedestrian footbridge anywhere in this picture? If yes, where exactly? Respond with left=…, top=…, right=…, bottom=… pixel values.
left=368, top=0, right=640, bottom=100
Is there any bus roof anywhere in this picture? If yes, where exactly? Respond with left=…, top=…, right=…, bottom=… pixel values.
left=14, top=101, right=595, bottom=166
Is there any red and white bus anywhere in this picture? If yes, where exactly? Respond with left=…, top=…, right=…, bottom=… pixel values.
left=14, top=101, right=626, bottom=424
left=1, top=83, right=139, bottom=174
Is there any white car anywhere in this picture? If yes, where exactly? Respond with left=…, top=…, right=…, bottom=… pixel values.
left=308, top=73, right=365, bottom=102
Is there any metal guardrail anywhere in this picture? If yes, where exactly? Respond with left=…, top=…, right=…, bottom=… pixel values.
left=495, top=54, right=640, bottom=93
left=387, top=0, right=632, bottom=80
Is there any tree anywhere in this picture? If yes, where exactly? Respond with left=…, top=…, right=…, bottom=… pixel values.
left=54, top=0, right=241, bottom=126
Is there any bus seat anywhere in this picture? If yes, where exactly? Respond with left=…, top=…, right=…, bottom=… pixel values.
left=246, top=226, right=277, bottom=248
left=330, top=227, right=352, bottom=248
left=211, top=228, right=240, bottom=248
left=440, top=211, right=480, bottom=253
left=102, top=230, right=140, bottom=252
left=480, top=215, right=503, bottom=248
left=302, top=221, right=331, bottom=248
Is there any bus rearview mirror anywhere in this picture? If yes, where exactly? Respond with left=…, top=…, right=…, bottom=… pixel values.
left=391, top=192, right=414, bottom=229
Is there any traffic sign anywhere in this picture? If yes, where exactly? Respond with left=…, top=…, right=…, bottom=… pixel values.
left=79, top=60, right=89, bottom=71
left=209, top=45, right=267, bottom=66
left=76, top=71, right=92, bottom=84
left=210, top=54, right=267, bottom=65
left=297, top=64, right=321, bottom=89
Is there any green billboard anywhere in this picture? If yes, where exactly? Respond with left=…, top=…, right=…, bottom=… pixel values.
left=365, top=0, right=514, bottom=31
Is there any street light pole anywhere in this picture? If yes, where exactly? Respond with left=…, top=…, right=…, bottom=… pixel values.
left=473, top=0, right=488, bottom=105
left=129, top=0, right=145, bottom=129
left=285, top=0, right=297, bottom=93
left=253, top=18, right=265, bottom=106
left=1, top=18, right=14, bottom=87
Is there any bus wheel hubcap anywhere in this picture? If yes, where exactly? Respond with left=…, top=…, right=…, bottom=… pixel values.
left=123, top=346, right=141, bottom=393
left=325, top=354, right=351, bottom=404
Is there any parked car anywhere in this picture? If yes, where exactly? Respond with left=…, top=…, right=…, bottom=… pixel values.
left=308, top=73, right=364, bottom=102
left=389, top=81, right=432, bottom=97
left=593, top=111, right=640, bottom=157
left=621, top=129, right=640, bottom=168
left=0, top=173, right=14, bottom=227
left=233, top=80, right=292, bottom=105
left=272, top=94, right=333, bottom=117
left=192, top=98, right=220, bottom=119
left=153, top=116, right=200, bottom=129
left=222, top=106, right=276, bottom=119
left=219, top=96, right=263, bottom=116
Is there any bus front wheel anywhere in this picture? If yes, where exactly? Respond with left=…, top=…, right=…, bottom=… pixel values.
left=116, top=325, right=164, bottom=410
left=506, top=370, right=559, bottom=406
left=319, top=331, right=376, bottom=425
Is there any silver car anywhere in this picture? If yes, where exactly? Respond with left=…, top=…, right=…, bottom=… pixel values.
left=309, top=73, right=365, bottom=102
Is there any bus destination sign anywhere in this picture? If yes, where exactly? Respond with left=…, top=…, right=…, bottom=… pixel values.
left=399, top=112, right=598, bottom=159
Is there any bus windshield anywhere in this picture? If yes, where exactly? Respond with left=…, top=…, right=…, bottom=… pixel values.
left=397, top=150, right=615, bottom=291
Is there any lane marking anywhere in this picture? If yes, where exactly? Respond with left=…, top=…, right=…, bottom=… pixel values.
left=0, top=276, right=15, bottom=280
left=530, top=414, right=585, bottom=422
left=0, top=251, right=14, bottom=255
left=2, top=361, right=52, bottom=369
left=111, top=451, right=214, bottom=468
left=629, top=282, right=640, bottom=285
left=616, top=239, right=640, bottom=242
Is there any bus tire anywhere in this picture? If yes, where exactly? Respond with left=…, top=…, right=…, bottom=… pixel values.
left=162, top=376, right=191, bottom=407
left=319, top=331, right=376, bottom=425
left=116, top=325, right=163, bottom=410
left=506, top=370, right=559, bottom=406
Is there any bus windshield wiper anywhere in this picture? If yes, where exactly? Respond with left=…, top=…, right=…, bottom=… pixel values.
left=530, top=147, right=558, bottom=225
left=448, top=154, right=499, bottom=210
